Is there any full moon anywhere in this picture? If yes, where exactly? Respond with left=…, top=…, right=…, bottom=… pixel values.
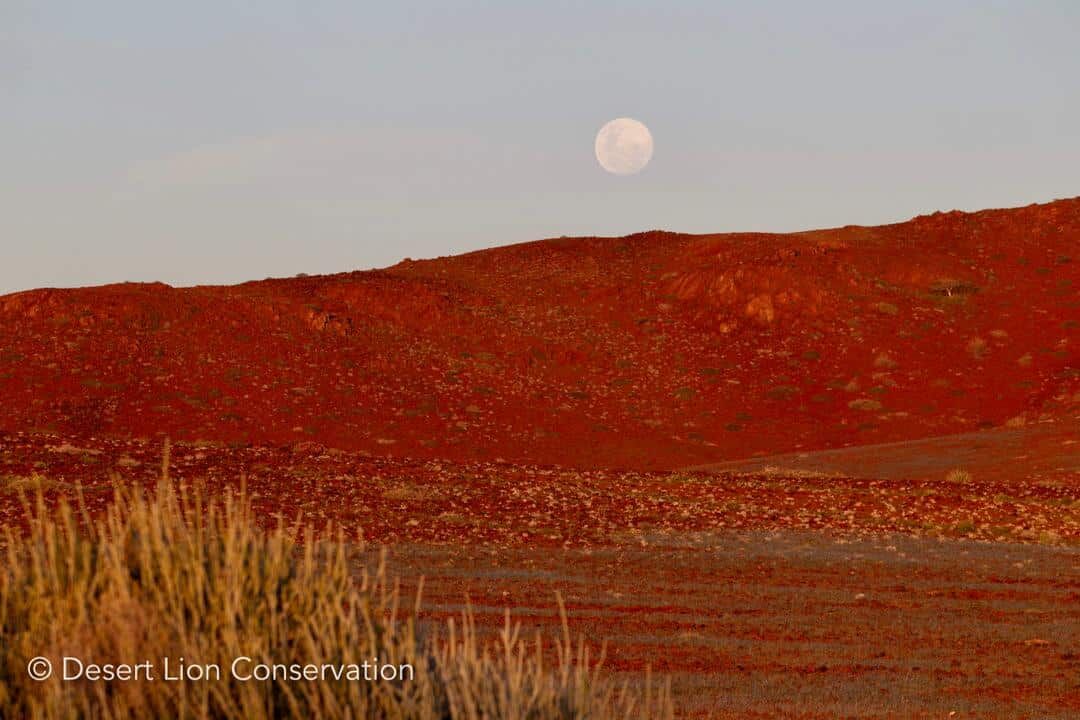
left=595, top=118, right=653, bottom=175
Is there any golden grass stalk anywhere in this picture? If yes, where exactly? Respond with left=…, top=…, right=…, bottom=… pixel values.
left=0, top=472, right=671, bottom=719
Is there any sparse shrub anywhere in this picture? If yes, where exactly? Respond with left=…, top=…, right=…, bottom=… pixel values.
left=874, top=302, right=899, bottom=316
left=0, top=477, right=671, bottom=719
left=945, top=468, right=972, bottom=483
left=929, top=279, right=980, bottom=298
left=674, top=386, right=696, bottom=401
left=953, top=520, right=976, bottom=535
left=767, top=385, right=801, bottom=400
left=873, top=353, right=898, bottom=370
left=848, top=398, right=883, bottom=411
left=1038, top=531, right=1062, bottom=545
left=966, top=337, right=988, bottom=360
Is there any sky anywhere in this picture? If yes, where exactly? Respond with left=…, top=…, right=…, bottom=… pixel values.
left=3, top=1, right=1079, bottom=294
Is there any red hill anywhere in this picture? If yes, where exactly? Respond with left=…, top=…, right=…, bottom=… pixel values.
left=1, top=198, right=1077, bottom=470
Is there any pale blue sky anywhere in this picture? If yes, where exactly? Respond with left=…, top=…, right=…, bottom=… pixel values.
left=3, top=1, right=1078, bottom=293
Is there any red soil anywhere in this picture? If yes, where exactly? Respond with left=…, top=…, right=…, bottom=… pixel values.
left=2, top=198, right=1078, bottom=718
left=1, top=199, right=1077, bottom=470
left=2, top=431, right=1075, bottom=549
left=1, top=431, right=1076, bottom=718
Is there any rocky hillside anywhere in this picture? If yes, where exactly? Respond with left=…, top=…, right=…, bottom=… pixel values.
left=1, top=198, right=1076, bottom=469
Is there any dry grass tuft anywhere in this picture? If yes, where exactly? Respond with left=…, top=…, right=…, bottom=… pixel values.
left=874, top=301, right=899, bottom=316
left=945, top=468, right=973, bottom=484
left=749, top=466, right=844, bottom=480
left=966, top=337, right=988, bottom=360
left=0, top=474, right=71, bottom=495
left=0, top=463, right=671, bottom=719
left=873, top=353, right=898, bottom=370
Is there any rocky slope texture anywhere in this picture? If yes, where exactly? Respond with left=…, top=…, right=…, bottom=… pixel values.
left=1, top=198, right=1077, bottom=469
